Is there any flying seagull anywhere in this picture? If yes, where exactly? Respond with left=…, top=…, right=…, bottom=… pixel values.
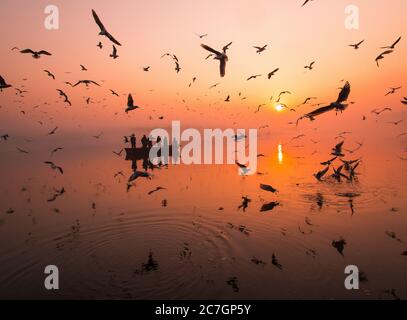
left=73, top=80, right=100, bottom=87
left=381, top=36, right=401, bottom=49
left=253, top=45, right=267, bottom=54
left=304, top=61, right=315, bottom=70
left=92, top=9, right=121, bottom=46
left=375, top=50, right=393, bottom=67
left=0, top=75, right=12, bottom=91
left=297, top=82, right=351, bottom=125
left=125, top=94, right=140, bottom=113
left=349, top=40, right=364, bottom=50
left=44, top=70, right=55, bottom=80
left=110, top=45, right=119, bottom=59
left=44, top=161, right=63, bottom=175
left=201, top=43, right=229, bottom=77
left=267, top=68, right=279, bottom=79
left=20, top=49, right=51, bottom=59
left=385, top=86, right=402, bottom=96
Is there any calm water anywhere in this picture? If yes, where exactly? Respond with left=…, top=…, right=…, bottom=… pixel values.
left=0, top=130, right=406, bottom=300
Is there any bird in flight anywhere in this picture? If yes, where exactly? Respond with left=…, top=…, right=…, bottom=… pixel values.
left=349, top=40, right=364, bottom=50
left=56, top=89, right=72, bottom=106
left=110, top=45, right=119, bottom=59
left=92, top=9, right=121, bottom=46
left=125, top=94, right=140, bottom=113
left=110, top=89, right=119, bottom=97
left=0, top=75, right=12, bottom=91
left=44, top=161, right=64, bottom=175
left=195, top=33, right=208, bottom=39
left=253, top=45, right=267, bottom=54
left=385, top=86, right=402, bottom=96
left=402, top=97, right=407, bottom=105
left=304, top=61, right=315, bottom=70
left=297, top=81, right=351, bottom=125
left=73, top=80, right=100, bottom=87
left=97, top=42, right=103, bottom=49
left=267, top=68, right=279, bottom=79
left=20, top=49, right=52, bottom=59
left=80, top=65, right=88, bottom=71
left=201, top=43, right=229, bottom=77
left=143, top=66, right=150, bottom=72
left=247, top=74, right=262, bottom=81
left=302, top=0, right=314, bottom=7
left=375, top=50, right=393, bottom=67
left=44, top=70, right=55, bottom=80
left=381, top=36, right=401, bottom=49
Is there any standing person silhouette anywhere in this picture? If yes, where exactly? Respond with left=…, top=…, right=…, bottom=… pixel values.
left=130, top=134, right=136, bottom=149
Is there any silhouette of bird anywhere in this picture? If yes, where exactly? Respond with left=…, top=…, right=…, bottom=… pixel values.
left=349, top=40, right=364, bottom=49
left=110, top=89, right=119, bottom=96
left=247, top=74, right=262, bottom=81
left=73, top=80, right=100, bottom=87
left=375, top=50, right=393, bottom=67
left=110, top=45, right=119, bottom=59
left=20, top=49, right=51, bottom=59
left=381, top=36, right=401, bottom=49
left=385, top=86, right=402, bottom=96
left=97, top=42, right=103, bottom=49
left=56, top=89, right=71, bottom=106
left=148, top=187, right=166, bottom=195
left=44, top=161, right=63, bottom=174
left=304, top=61, right=315, bottom=70
left=267, top=68, right=279, bottom=79
left=332, top=238, right=346, bottom=255
left=253, top=45, right=267, bottom=54
left=297, top=82, right=351, bottom=124
left=195, top=33, right=208, bottom=39
left=331, top=141, right=345, bottom=157
left=44, top=70, right=55, bottom=80
left=201, top=43, right=228, bottom=77
left=92, top=9, right=121, bottom=46
left=314, top=166, right=329, bottom=181
left=260, top=184, right=278, bottom=193
left=0, top=75, right=12, bottom=91
left=80, top=64, right=88, bottom=71
left=125, top=94, right=140, bottom=113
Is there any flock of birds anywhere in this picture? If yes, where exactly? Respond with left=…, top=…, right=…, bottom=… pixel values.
left=0, top=2, right=406, bottom=300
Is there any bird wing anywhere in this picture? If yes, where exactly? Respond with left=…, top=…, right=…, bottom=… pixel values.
left=20, top=49, right=34, bottom=54
left=106, top=32, right=122, bottom=46
left=392, top=36, right=402, bottom=47
left=72, top=81, right=82, bottom=87
left=90, top=80, right=100, bottom=86
left=201, top=44, right=222, bottom=56
left=219, top=58, right=226, bottom=77
left=92, top=9, right=106, bottom=32
left=336, top=81, right=351, bottom=103
left=0, top=76, right=6, bottom=85
left=222, top=42, right=232, bottom=52
left=38, top=51, right=52, bottom=56
left=127, top=94, right=134, bottom=107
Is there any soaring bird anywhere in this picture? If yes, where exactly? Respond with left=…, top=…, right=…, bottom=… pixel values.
left=110, top=45, right=119, bottom=59
left=253, top=45, right=267, bottom=54
left=73, top=80, right=100, bottom=87
left=44, top=70, right=55, bottom=80
left=349, top=40, right=364, bottom=50
left=92, top=9, right=121, bottom=46
left=385, top=86, right=402, bottom=96
left=302, top=0, right=314, bottom=7
left=110, top=89, right=119, bottom=96
left=44, top=161, right=64, bottom=175
left=195, top=33, right=208, bottom=39
left=375, top=50, right=393, bottom=67
left=304, top=61, right=315, bottom=70
left=125, top=94, right=140, bottom=113
left=56, top=89, right=71, bottom=106
left=267, top=68, right=279, bottom=79
left=0, top=75, right=12, bottom=91
left=201, top=43, right=229, bottom=77
left=297, top=82, right=351, bottom=125
left=80, top=64, right=88, bottom=71
left=381, top=36, right=401, bottom=49
left=20, top=49, right=52, bottom=59
left=247, top=74, right=262, bottom=81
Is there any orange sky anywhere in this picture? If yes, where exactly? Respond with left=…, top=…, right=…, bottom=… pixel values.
left=0, top=0, right=406, bottom=138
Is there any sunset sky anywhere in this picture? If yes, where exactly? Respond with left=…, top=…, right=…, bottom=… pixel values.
left=0, top=0, right=406, bottom=139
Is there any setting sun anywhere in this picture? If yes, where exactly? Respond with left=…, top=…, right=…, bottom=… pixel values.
left=275, top=104, right=285, bottom=112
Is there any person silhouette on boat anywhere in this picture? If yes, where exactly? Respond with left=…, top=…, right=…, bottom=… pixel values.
left=130, top=134, right=136, bottom=149
left=141, top=134, right=149, bottom=150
